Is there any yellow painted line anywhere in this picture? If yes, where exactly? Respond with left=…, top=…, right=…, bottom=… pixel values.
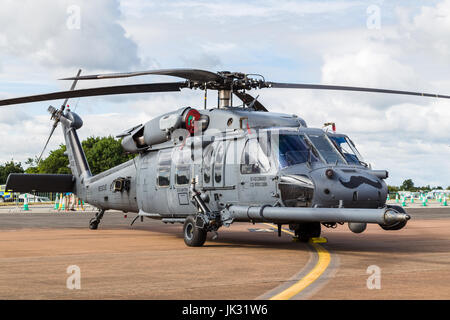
left=310, top=237, right=328, bottom=244
left=263, top=223, right=331, bottom=300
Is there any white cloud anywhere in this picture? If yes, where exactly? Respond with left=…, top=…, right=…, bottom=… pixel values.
left=404, top=1, right=450, bottom=61
left=122, top=0, right=363, bottom=19
left=0, top=0, right=141, bottom=71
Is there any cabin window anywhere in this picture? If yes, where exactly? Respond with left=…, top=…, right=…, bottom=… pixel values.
left=173, top=145, right=191, bottom=186
left=157, top=149, right=172, bottom=187
left=240, top=136, right=271, bottom=174
left=214, top=141, right=225, bottom=183
left=203, top=143, right=214, bottom=184
left=157, top=168, right=170, bottom=187
left=175, top=166, right=190, bottom=186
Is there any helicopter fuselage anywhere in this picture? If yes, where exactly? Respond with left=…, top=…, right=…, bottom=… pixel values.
left=78, top=107, right=388, bottom=224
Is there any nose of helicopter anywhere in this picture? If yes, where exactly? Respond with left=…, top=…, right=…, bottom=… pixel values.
left=308, top=167, right=387, bottom=208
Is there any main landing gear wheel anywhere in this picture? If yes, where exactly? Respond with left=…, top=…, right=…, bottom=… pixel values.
left=292, top=222, right=321, bottom=242
left=183, top=216, right=207, bottom=247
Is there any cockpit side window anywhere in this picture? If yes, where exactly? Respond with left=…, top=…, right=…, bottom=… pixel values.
left=329, top=136, right=364, bottom=165
left=307, top=134, right=346, bottom=165
left=277, top=134, right=319, bottom=168
left=240, top=136, right=272, bottom=174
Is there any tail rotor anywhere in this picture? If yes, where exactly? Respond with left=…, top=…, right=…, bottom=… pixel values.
left=36, top=69, right=82, bottom=165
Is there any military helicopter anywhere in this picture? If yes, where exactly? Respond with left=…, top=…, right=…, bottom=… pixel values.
left=2, top=68, right=449, bottom=246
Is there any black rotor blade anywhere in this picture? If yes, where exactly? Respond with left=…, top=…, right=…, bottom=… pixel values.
left=60, top=69, right=82, bottom=111
left=267, top=82, right=450, bottom=99
left=37, top=124, right=57, bottom=165
left=0, top=82, right=186, bottom=106
left=233, top=91, right=268, bottom=112
left=61, top=68, right=224, bottom=83
left=37, top=70, right=82, bottom=165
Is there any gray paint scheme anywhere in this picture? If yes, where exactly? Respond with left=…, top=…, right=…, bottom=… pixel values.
left=46, top=105, right=408, bottom=232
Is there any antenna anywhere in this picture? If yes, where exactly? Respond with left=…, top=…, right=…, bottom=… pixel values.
left=204, top=83, right=207, bottom=109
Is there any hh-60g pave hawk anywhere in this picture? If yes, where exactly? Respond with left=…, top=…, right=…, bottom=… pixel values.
left=1, top=68, right=449, bottom=246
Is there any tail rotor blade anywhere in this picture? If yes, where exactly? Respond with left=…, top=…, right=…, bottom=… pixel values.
left=37, top=124, right=57, bottom=165
left=37, top=69, right=82, bottom=165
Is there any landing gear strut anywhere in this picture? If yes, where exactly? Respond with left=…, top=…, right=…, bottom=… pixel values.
left=89, top=209, right=105, bottom=230
left=183, top=179, right=221, bottom=247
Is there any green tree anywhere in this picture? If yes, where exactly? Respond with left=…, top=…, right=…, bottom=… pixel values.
left=25, top=136, right=133, bottom=176
left=400, top=179, right=414, bottom=191
left=0, top=160, right=24, bottom=184
left=37, top=145, right=71, bottom=174
left=24, top=157, right=39, bottom=174
left=83, top=136, right=134, bottom=175
left=388, top=185, right=399, bottom=193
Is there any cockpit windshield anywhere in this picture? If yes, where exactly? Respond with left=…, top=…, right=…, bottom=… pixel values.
left=272, top=132, right=362, bottom=168
left=276, top=134, right=319, bottom=168
left=329, top=135, right=365, bottom=165
left=306, top=134, right=346, bottom=165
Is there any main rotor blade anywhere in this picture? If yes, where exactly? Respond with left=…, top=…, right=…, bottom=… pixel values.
left=267, top=82, right=450, bottom=99
left=60, top=69, right=82, bottom=111
left=0, top=82, right=186, bottom=106
left=37, top=124, right=57, bottom=165
left=61, top=68, right=224, bottom=83
left=233, top=91, right=268, bottom=112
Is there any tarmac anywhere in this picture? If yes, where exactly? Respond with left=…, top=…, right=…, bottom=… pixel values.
left=0, top=204, right=449, bottom=299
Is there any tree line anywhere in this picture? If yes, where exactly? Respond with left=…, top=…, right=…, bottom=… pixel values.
left=0, top=136, right=134, bottom=184
left=388, top=179, right=449, bottom=193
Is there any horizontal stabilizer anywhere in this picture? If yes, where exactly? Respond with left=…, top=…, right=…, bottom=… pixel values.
left=6, top=174, right=75, bottom=192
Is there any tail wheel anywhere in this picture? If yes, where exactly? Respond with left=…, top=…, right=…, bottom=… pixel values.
left=89, top=218, right=99, bottom=230
left=183, top=216, right=207, bottom=247
left=380, top=205, right=408, bottom=230
left=294, top=222, right=321, bottom=242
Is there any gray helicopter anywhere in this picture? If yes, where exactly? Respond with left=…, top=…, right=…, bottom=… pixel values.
left=2, top=69, right=449, bottom=246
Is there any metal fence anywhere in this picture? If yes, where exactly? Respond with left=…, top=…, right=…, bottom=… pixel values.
left=5, top=192, right=61, bottom=203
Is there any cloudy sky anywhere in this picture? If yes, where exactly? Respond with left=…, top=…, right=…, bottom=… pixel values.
left=0, top=0, right=449, bottom=187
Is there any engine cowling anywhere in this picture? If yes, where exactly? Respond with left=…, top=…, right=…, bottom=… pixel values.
left=119, top=107, right=206, bottom=153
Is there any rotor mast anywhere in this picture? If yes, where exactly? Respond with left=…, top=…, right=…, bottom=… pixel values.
left=218, top=89, right=232, bottom=108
